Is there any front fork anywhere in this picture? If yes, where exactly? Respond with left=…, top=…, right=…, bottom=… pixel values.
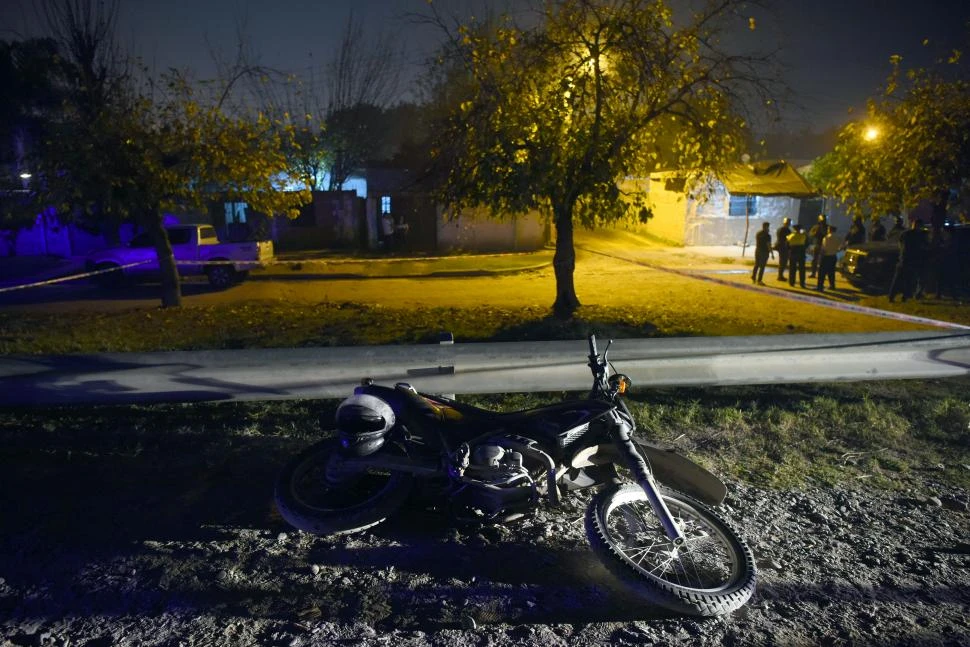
left=609, top=411, right=686, bottom=546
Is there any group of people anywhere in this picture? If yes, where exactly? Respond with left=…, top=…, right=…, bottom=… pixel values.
left=887, top=218, right=961, bottom=302
left=751, top=214, right=844, bottom=292
left=751, top=212, right=961, bottom=301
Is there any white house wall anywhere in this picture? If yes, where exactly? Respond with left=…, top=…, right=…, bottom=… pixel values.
left=685, top=183, right=801, bottom=246
left=437, top=206, right=547, bottom=252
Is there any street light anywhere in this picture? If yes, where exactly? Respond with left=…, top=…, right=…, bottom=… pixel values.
left=863, top=126, right=880, bottom=142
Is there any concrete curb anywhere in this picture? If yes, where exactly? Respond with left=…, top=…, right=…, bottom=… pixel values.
left=0, top=256, right=553, bottom=291
left=253, top=261, right=552, bottom=281
left=3, top=331, right=969, bottom=406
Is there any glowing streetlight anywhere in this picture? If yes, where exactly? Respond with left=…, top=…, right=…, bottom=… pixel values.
left=863, top=126, right=880, bottom=142
left=19, top=172, right=32, bottom=180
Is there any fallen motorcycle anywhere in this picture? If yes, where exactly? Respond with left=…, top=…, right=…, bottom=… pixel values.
left=274, top=335, right=756, bottom=616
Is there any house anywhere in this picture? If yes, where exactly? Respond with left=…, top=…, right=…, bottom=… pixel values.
left=631, top=161, right=819, bottom=247
left=0, top=202, right=182, bottom=258
left=2, top=164, right=552, bottom=258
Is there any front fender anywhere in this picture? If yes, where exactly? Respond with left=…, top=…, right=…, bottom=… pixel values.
left=571, top=441, right=727, bottom=506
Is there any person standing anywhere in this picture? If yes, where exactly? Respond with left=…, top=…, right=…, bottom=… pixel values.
left=924, top=226, right=949, bottom=299
left=846, top=216, right=866, bottom=246
left=787, top=224, right=808, bottom=288
left=933, top=227, right=959, bottom=299
left=751, top=222, right=773, bottom=285
left=888, top=218, right=928, bottom=302
left=817, top=225, right=842, bottom=292
left=381, top=212, right=395, bottom=252
left=394, top=215, right=410, bottom=252
left=870, top=218, right=887, bottom=242
left=775, top=217, right=791, bottom=281
left=808, top=214, right=828, bottom=278
left=887, top=215, right=906, bottom=241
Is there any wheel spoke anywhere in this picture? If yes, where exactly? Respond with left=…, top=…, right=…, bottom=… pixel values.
left=590, top=484, right=755, bottom=616
left=605, top=494, right=737, bottom=591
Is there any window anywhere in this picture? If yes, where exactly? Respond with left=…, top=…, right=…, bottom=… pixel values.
left=129, top=233, right=152, bottom=248
left=167, top=228, right=192, bottom=245
left=199, top=226, right=218, bottom=241
left=224, top=202, right=248, bottom=224
left=729, top=195, right=758, bottom=216
left=381, top=195, right=392, bottom=214
left=664, top=177, right=686, bottom=192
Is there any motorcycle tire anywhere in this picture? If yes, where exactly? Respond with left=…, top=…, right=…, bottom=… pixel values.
left=274, top=438, right=414, bottom=536
left=586, top=483, right=756, bottom=617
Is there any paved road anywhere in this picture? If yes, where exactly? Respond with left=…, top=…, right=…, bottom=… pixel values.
left=3, top=332, right=969, bottom=406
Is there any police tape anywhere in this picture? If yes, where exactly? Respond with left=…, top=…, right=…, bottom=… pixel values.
left=0, top=250, right=546, bottom=294
left=581, top=247, right=970, bottom=331
left=0, top=261, right=151, bottom=294
left=165, top=259, right=265, bottom=267
left=0, top=259, right=273, bottom=294
left=5, top=251, right=969, bottom=332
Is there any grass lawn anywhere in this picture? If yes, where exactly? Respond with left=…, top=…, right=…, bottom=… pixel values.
left=3, top=377, right=967, bottom=492
left=2, top=234, right=967, bottom=494
left=0, top=249, right=956, bottom=354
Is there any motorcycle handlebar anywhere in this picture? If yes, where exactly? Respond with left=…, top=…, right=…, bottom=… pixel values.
left=587, top=334, right=607, bottom=391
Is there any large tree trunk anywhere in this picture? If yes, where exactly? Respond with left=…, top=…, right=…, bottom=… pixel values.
left=144, top=208, right=182, bottom=308
left=552, top=203, right=581, bottom=319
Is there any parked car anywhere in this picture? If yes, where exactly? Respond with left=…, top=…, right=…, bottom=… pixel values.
left=85, top=224, right=274, bottom=289
left=840, top=224, right=970, bottom=294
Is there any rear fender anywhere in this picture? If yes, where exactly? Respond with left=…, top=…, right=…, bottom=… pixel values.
left=571, top=442, right=727, bottom=506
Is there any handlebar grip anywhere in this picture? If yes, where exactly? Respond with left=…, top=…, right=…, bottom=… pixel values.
left=588, top=334, right=598, bottom=358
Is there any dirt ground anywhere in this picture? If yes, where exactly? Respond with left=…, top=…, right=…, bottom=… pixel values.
left=2, top=233, right=968, bottom=646
left=1, top=402, right=968, bottom=647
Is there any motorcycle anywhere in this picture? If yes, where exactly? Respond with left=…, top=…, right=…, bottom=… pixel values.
left=274, top=335, right=756, bottom=616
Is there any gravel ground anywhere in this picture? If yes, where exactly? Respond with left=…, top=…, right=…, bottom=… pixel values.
left=2, top=424, right=969, bottom=647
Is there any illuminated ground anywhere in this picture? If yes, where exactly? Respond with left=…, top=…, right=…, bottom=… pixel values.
left=0, top=231, right=957, bottom=337
left=0, top=232, right=968, bottom=645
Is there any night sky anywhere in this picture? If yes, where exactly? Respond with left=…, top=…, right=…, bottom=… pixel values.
left=2, top=0, right=968, bottom=131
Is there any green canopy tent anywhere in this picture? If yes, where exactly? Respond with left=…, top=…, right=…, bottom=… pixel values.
left=719, top=161, right=818, bottom=255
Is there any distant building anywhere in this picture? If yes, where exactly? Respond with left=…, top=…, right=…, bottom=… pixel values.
left=2, top=165, right=551, bottom=257
left=627, top=161, right=819, bottom=247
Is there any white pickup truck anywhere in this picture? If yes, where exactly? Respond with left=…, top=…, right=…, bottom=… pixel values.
left=85, top=224, right=274, bottom=289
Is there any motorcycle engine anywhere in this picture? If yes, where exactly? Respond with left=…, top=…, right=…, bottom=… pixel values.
left=471, top=444, right=523, bottom=473
left=451, top=442, right=537, bottom=522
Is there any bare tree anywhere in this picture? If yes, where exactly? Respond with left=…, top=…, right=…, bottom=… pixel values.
left=322, top=11, right=403, bottom=190
left=252, top=69, right=328, bottom=191
left=39, top=0, right=129, bottom=118
left=325, top=11, right=400, bottom=113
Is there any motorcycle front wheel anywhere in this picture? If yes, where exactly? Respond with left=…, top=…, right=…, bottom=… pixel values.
left=586, top=483, right=756, bottom=616
left=274, top=438, right=414, bottom=536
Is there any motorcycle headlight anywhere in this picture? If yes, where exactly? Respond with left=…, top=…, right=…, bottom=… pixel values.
left=610, top=374, right=632, bottom=395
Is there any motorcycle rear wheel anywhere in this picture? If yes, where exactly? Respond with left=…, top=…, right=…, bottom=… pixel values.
left=586, top=483, right=756, bottom=616
left=274, top=438, right=413, bottom=536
